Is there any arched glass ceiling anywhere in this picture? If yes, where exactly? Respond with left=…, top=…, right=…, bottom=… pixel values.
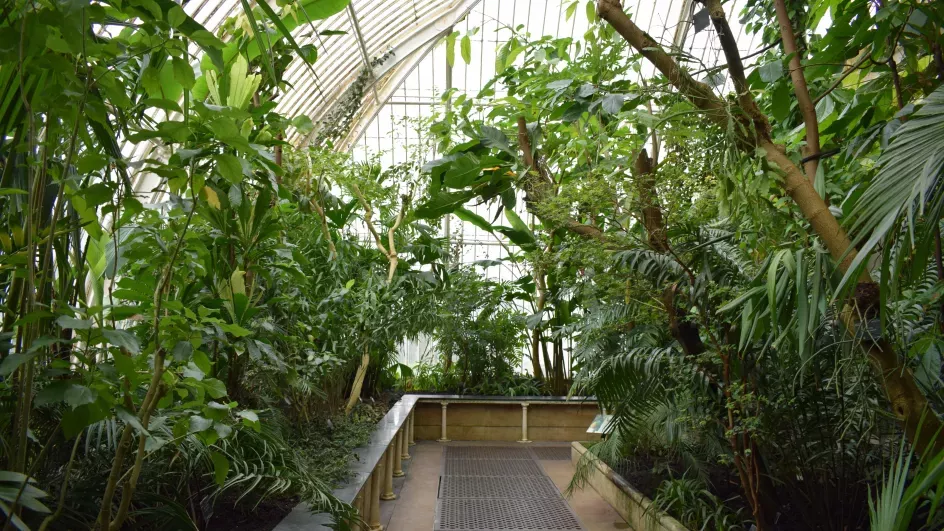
left=124, top=1, right=762, bottom=190
left=154, top=1, right=761, bottom=150
left=341, top=0, right=762, bottom=283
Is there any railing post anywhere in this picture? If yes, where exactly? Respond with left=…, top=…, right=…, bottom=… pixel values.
left=438, top=401, right=450, bottom=442
left=401, top=422, right=411, bottom=460
left=408, top=410, right=416, bottom=446
left=518, top=402, right=531, bottom=443
left=369, top=461, right=383, bottom=531
left=359, top=474, right=372, bottom=530
left=381, top=444, right=396, bottom=500
left=393, top=428, right=405, bottom=477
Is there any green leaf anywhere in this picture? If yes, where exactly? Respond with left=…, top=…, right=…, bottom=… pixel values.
left=455, top=207, right=493, bottom=232
left=172, top=57, right=196, bottom=90
left=295, top=0, right=350, bottom=20
left=167, top=5, right=187, bottom=27
left=103, top=329, right=140, bottom=354
left=842, top=85, right=944, bottom=292
left=768, top=251, right=784, bottom=331
left=443, top=156, right=485, bottom=188
left=219, top=322, right=252, bottom=337
left=240, top=0, right=278, bottom=85
left=547, top=79, right=574, bottom=90
left=210, top=451, right=230, bottom=486
left=117, top=406, right=149, bottom=436
left=479, top=125, right=512, bottom=154
left=203, top=378, right=228, bottom=399
left=770, top=83, right=792, bottom=122
left=64, top=385, right=96, bottom=408
left=759, top=61, right=782, bottom=83
left=113, top=352, right=136, bottom=380
left=173, top=341, right=194, bottom=362
left=57, top=315, right=94, bottom=330
left=0, top=353, right=35, bottom=377
left=601, top=94, right=624, bottom=115
left=461, top=35, right=472, bottom=65
left=153, top=0, right=225, bottom=71
left=189, top=415, right=213, bottom=433
left=415, top=190, right=478, bottom=219
left=237, top=410, right=259, bottom=423
left=446, top=31, right=458, bottom=67
left=214, top=153, right=243, bottom=184
left=256, top=0, right=320, bottom=80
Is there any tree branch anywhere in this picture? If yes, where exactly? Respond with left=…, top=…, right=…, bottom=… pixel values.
left=773, top=0, right=821, bottom=181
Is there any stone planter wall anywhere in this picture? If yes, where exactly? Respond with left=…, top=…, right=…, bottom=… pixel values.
left=571, top=441, right=688, bottom=531
left=411, top=395, right=601, bottom=442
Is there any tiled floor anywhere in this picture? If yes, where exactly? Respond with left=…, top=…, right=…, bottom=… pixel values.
left=381, top=441, right=629, bottom=531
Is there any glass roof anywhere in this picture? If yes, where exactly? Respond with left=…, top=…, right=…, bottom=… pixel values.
left=167, top=1, right=760, bottom=149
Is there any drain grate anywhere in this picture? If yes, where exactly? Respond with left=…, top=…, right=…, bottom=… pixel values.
left=444, top=459, right=545, bottom=477
left=436, top=498, right=582, bottom=530
left=531, top=447, right=572, bottom=461
left=445, top=446, right=534, bottom=460
left=439, top=476, right=561, bottom=499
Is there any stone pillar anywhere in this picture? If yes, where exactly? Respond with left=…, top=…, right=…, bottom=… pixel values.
left=408, top=410, right=416, bottom=446
left=381, top=444, right=396, bottom=500
left=359, top=476, right=372, bottom=530
left=401, top=417, right=411, bottom=461
left=518, top=402, right=531, bottom=443
left=369, top=462, right=383, bottom=531
left=353, top=490, right=364, bottom=530
left=438, top=401, right=450, bottom=442
left=393, top=429, right=405, bottom=477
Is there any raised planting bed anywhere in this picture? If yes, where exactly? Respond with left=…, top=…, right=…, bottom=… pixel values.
left=410, top=394, right=601, bottom=442
left=571, top=441, right=688, bottom=531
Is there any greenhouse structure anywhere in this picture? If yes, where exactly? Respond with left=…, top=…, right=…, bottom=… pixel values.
left=3, top=0, right=944, bottom=530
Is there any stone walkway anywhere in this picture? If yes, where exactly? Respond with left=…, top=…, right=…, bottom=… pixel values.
left=381, top=441, right=628, bottom=531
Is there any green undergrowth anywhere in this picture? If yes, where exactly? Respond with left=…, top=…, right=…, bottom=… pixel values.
left=295, top=402, right=388, bottom=487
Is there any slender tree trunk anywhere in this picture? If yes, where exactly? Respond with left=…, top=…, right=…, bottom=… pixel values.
left=345, top=346, right=370, bottom=414
left=530, top=328, right=544, bottom=381
left=773, top=0, right=820, bottom=181
left=634, top=149, right=668, bottom=252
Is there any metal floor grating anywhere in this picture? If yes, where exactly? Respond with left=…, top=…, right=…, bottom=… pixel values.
left=436, top=446, right=585, bottom=531
left=445, top=446, right=534, bottom=460
left=436, top=498, right=582, bottom=530
left=444, top=458, right=545, bottom=477
left=439, top=475, right=562, bottom=499
left=530, top=447, right=572, bottom=461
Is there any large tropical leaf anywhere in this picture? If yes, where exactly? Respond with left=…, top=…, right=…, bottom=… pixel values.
left=842, top=85, right=944, bottom=289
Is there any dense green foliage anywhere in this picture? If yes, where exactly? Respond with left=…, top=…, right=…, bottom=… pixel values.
left=0, top=1, right=457, bottom=529
left=4, top=0, right=944, bottom=530
left=410, top=0, right=944, bottom=529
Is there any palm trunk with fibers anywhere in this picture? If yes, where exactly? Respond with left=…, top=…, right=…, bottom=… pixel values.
left=596, top=0, right=943, bottom=456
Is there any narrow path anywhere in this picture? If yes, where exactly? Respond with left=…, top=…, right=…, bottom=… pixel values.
left=435, top=445, right=583, bottom=531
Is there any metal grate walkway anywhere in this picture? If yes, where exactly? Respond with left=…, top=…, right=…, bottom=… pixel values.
left=435, top=446, right=583, bottom=531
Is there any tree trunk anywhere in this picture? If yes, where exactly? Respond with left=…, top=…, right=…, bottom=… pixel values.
left=634, top=149, right=669, bottom=252
left=597, top=0, right=944, bottom=456
left=773, top=0, right=820, bottom=181
left=345, top=347, right=370, bottom=414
